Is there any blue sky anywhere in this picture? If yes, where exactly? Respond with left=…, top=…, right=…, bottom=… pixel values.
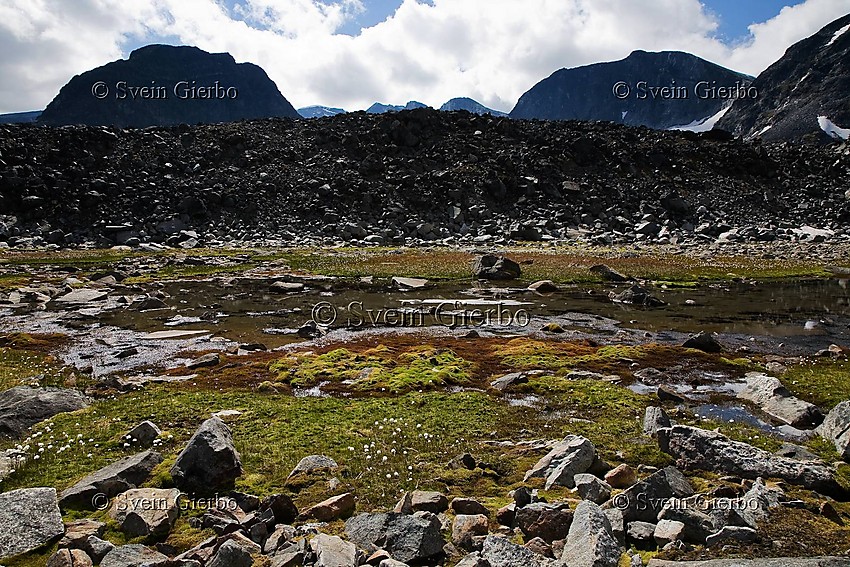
left=0, top=0, right=845, bottom=113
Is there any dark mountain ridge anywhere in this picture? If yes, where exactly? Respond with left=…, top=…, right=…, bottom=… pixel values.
left=715, top=13, right=850, bottom=142
left=510, top=50, right=753, bottom=130
left=38, top=45, right=300, bottom=128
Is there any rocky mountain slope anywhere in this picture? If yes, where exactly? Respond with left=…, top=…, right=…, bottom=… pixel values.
left=37, top=45, right=300, bottom=128
left=298, top=105, right=346, bottom=118
left=366, top=101, right=428, bottom=113
left=510, top=51, right=753, bottom=130
left=1, top=108, right=848, bottom=248
left=440, top=97, right=506, bottom=116
left=715, top=13, right=850, bottom=142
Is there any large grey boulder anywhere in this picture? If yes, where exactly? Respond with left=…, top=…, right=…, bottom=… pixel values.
left=100, top=544, right=170, bottom=567
left=59, top=449, right=163, bottom=509
left=171, top=416, right=242, bottom=494
left=207, top=539, right=254, bottom=567
left=658, top=425, right=844, bottom=496
left=615, top=466, right=694, bottom=523
left=514, top=502, right=574, bottom=543
left=738, top=373, right=823, bottom=428
left=46, top=548, right=94, bottom=567
left=524, top=435, right=596, bottom=489
left=558, top=501, right=622, bottom=567
left=109, top=488, right=180, bottom=538
left=473, top=255, right=522, bottom=280
left=311, top=534, right=357, bottom=567
left=0, top=386, right=88, bottom=438
left=643, top=407, right=671, bottom=437
left=345, top=512, right=444, bottom=564
left=0, top=487, right=64, bottom=560
left=657, top=498, right=715, bottom=543
left=481, top=535, right=554, bottom=567
left=817, top=401, right=850, bottom=461
left=574, top=473, right=612, bottom=504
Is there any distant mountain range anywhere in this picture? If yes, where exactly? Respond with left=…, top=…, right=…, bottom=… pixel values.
left=439, top=97, right=506, bottom=116
left=8, top=16, right=850, bottom=143
left=510, top=50, right=753, bottom=130
left=38, top=45, right=300, bottom=127
left=366, top=101, right=428, bottom=114
left=297, top=105, right=346, bottom=118
left=715, top=13, right=850, bottom=142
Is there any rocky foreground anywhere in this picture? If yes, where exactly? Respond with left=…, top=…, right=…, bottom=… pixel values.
left=1, top=108, right=849, bottom=249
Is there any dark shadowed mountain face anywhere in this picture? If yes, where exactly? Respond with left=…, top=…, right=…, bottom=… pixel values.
left=0, top=111, right=41, bottom=124
left=510, top=50, right=753, bottom=130
left=439, top=97, right=507, bottom=116
left=38, top=45, right=300, bottom=127
left=715, top=13, right=850, bottom=143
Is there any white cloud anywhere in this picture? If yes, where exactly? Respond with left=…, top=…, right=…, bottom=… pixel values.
left=0, top=0, right=847, bottom=114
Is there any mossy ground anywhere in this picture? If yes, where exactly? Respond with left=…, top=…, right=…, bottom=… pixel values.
left=0, top=245, right=842, bottom=287
left=783, top=358, right=850, bottom=410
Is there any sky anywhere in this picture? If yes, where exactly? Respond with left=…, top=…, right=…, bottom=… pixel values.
left=0, top=0, right=846, bottom=114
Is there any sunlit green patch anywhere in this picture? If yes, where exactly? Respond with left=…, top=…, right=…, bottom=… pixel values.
left=783, top=358, right=850, bottom=410
left=270, top=345, right=474, bottom=393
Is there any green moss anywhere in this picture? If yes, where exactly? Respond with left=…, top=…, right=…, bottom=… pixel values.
left=270, top=345, right=474, bottom=393
left=783, top=359, right=850, bottom=410
left=0, top=347, right=71, bottom=391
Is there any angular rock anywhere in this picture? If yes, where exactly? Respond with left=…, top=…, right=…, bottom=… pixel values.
left=345, top=512, right=445, bottom=564
left=410, top=490, right=449, bottom=513
left=0, top=487, right=64, bottom=560
left=626, top=521, right=657, bottom=544
left=524, top=435, right=596, bottom=489
left=473, top=254, right=522, bottom=280
left=681, top=332, right=723, bottom=353
left=643, top=406, right=671, bottom=437
left=47, top=549, right=93, bottom=567
left=456, top=551, right=490, bottom=567
left=654, top=519, right=685, bottom=547
left=270, top=281, right=306, bottom=293
left=605, top=464, right=637, bottom=489
left=604, top=508, right=625, bottom=546
left=658, top=425, right=844, bottom=495
left=0, top=386, right=89, bottom=438
left=123, top=420, right=161, bottom=447
left=559, top=501, right=622, bottom=567
left=54, top=289, right=109, bottom=304
left=817, top=401, right=850, bottom=462
left=100, top=544, right=170, bottom=567
left=490, top=372, right=529, bottom=391
left=525, top=537, right=555, bottom=558
left=207, top=539, right=254, bottom=567
left=300, top=492, right=355, bottom=521
left=392, top=276, right=429, bottom=290
left=528, top=280, right=559, bottom=292
left=589, top=264, right=631, bottom=282
left=574, top=473, right=612, bottom=504
left=60, top=450, right=163, bottom=509
left=610, top=285, right=666, bottom=307
left=451, top=497, right=490, bottom=516
left=657, top=498, right=715, bottom=543
left=186, top=352, right=220, bottom=369
left=616, top=466, right=694, bottom=523
left=481, top=535, right=554, bottom=567
left=171, top=416, right=242, bottom=494
left=738, top=372, right=823, bottom=428
left=81, top=536, right=114, bottom=564
left=260, top=493, right=299, bottom=524
left=452, top=514, right=489, bottom=549
left=514, top=502, right=573, bottom=543
left=58, top=519, right=105, bottom=548
left=110, top=488, right=180, bottom=538
left=706, top=526, right=758, bottom=547
left=289, top=454, right=339, bottom=477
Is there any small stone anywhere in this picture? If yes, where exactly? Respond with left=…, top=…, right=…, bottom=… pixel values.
left=47, top=549, right=93, bottom=567
left=452, top=514, right=489, bottom=549
left=451, top=497, right=490, bottom=516
left=299, top=492, right=355, bottom=521
left=705, top=525, right=758, bottom=547
left=123, top=421, right=161, bottom=447
left=186, top=352, right=220, bottom=369
left=605, top=464, right=637, bottom=489
left=654, top=519, right=685, bottom=547
left=573, top=473, right=612, bottom=504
